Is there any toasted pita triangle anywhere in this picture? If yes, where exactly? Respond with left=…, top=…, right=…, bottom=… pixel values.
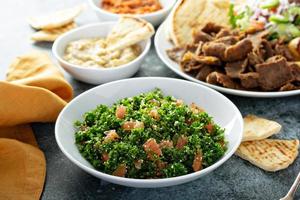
left=31, top=22, right=77, bottom=42
left=236, top=139, right=299, bottom=171
left=242, top=115, right=282, bottom=142
left=106, top=16, right=154, bottom=52
left=28, top=5, right=84, bottom=30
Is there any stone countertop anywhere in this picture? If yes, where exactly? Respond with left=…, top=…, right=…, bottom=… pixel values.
left=1, top=0, right=300, bottom=199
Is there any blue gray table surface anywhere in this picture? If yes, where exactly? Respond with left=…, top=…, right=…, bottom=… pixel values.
left=1, top=0, right=300, bottom=199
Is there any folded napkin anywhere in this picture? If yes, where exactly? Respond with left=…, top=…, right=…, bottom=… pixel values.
left=0, top=51, right=73, bottom=200
left=0, top=52, right=73, bottom=126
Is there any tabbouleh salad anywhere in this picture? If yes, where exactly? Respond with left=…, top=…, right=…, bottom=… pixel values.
left=74, top=89, right=227, bottom=178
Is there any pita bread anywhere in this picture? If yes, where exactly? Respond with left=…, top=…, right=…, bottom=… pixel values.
left=170, top=0, right=231, bottom=46
left=106, top=16, right=155, bottom=52
left=170, top=0, right=247, bottom=46
left=164, top=0, right=182, bottom=43
left=242, top=115, right=282, bottom=142
left=31, top=22, right=77, bottom=42
left=28, top=5, right=84, bottom=30
left=235, top=139, right=299, bottom=172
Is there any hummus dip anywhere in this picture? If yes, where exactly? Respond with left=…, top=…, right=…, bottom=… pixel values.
left=64, top=37, right=141, bottom=68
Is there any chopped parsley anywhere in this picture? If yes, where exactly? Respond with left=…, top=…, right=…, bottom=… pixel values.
left=74, top=89, right=227, bottom=178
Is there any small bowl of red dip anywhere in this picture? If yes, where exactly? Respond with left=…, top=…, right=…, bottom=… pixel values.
left=88, top=0, right=176, bottom=26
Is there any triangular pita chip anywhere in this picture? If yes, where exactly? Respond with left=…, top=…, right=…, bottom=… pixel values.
left=31, top=22, right=77, bottom=42
left=242, top=115, right=282, bottom=142
left=236, top=139, right=299, bottom=172
left=28, top=5, right=84, bottom=30
left=106, top=16, right=154, bottom=52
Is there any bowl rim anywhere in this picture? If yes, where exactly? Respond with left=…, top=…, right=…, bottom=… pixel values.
left=88, top=0, right=177, bottom=18
left=52, top=22, right=151, bottom=72
left=55, top=77, right=243, bottom=186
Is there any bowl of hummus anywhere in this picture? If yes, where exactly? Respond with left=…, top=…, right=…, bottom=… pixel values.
left=52, top=19, right=153, bottom=84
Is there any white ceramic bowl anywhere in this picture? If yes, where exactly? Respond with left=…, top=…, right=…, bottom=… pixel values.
left=52, top=22, right=151, bottom=84
left=55, top=77, right=243, bottom=188
left=88, top=0, right=176, bottom=26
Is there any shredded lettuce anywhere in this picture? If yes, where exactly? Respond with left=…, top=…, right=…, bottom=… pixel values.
left=229, top=4, right=253, bottom=30
left=269, top=15, right=290, bottom=24
left=260, top=0, right=280, bottom=9
left=235, top=6, right=254, bottom=30
left=228, top=4, right=237, bottom=28
left=228, top=1, right=300, bottom=42
left=270, top=24, right=300, bottom=41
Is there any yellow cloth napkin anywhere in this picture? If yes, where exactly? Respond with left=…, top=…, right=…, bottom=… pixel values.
left=0, top=52, right=73, bottom=126
left=0, top=51, right=73, bottom=200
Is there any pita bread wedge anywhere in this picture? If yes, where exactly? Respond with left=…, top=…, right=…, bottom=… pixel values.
left=236, top=139, right=299, bottom=172
left=243, top=115, right=282, bottom=142
left=170, top=0, right=231, bottom=46
left=28, top=4, right=84, bottom=30
left=31, top=22, right=77, bottom=42
left=106, top=16, right=154, bottom=52
left=164, top=0, right=183, bottom=43
left=170, top=0, right=247, bottom=46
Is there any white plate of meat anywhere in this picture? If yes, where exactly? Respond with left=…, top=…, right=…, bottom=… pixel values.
left=155, top=20, right=300, bottom=98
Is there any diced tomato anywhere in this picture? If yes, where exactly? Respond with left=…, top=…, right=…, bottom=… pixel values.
left=149, top=109, right=160, bottom=120
left=176, top=135, right=188, bottom=149
left=205, top=123, right=213, bottom=134
left=270, top=7, right=277, bottom=13
left=159, top=140, right=173, bottom=149
left=251, top=21, right=265, bottom=30
left=143, top=138, right=162, bottom=159
left=102, top=152, right=109, bottom=162
left=104, top=130, right=119, bottom=142
left=112, top=164, right=127, bottom=177
left=134, top=159, right=143, bottom=169
left=192, top=151, right=203, bottom=172
left=122, top=121, right=144, bottom=131
left=122, top=121, right=135, bottom=130
left=115, top=105, right=126, bottom=119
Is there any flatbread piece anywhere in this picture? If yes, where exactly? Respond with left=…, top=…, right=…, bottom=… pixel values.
left=170, top=0, right=247, bottom=46
left=170, top=0, right=231, bottom=46
left=31, top=22, right=77, bottom=42
left=28, top=5, right=84, bottom=30
left=106, top=16, right=155, bottom=52
left=235, top=139, right=299, bottom=171
left=242, top=115, right=282, bottom=142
